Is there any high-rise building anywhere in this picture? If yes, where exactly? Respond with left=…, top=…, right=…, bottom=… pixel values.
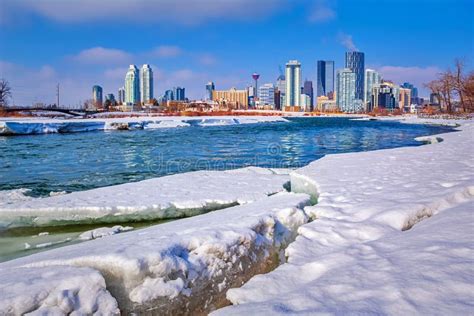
left=316, top=60, right=334, bottom=97
left=164, top=89, right=174, bottom=101
left=140, top=64, right=153, bottom=104
left=336, top=68, right=361, bottom=113
left=125, top=65, right=140, bottom=105
left=276, top=74, right=286, bottom=108
left=399, top=88, right=411, bottom=110
left=303, top=80, right=314, bottom=110
left=345, top=52, right=365, bottom=100
left=401, top=82, right=419, bottom=104
left=205, top=82, right=215, bottom=100
left=364, top=69, right=381, bottom=112
left=300, top=94, right=312, bottom=112
left=118, top=87, right=125, bottom=104
left=258, top=83, right=275, bottom=107
left=92, top=85, right=103, bottom=109
left=372, top=81, right=398, bottom=111
left=285, top=60, right=302, bottom=107
left=174, top=87, right=185, bottom=101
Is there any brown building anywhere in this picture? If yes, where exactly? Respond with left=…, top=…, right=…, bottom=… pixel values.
left=212, top=88, right=249, bottom=109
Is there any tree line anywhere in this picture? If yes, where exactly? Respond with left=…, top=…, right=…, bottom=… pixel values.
left=425, top=59, right=474, bottom=112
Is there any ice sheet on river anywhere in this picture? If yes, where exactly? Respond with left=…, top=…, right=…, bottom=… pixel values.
left=0, top=116, right=288, bottom=135
left=214, top=119, right=474, bottom=315
left=0, top=192, right=311, bottom=314
left=0, top=167, right=291, bottom=228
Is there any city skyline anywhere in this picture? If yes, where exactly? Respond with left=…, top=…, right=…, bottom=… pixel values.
left=0, top=0, right=472, bottom=106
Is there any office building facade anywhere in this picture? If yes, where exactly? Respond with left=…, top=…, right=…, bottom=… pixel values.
left=336, top=68, right=361, bottom=113
left=125, top=65, right=140, bottom=105
left=345, top=52, right=365, bottom=100
left=140, top=64, right=153, bottom=104
left=285, top=60, right=302, bottom=107
left=364, top=69, right=381, bottom=112
left=316, top=60, right=335, bottom=97
left=205, top=82, right=215, bottom=100
left=258, top=83, right=275, bottom=107
left=92, top=85, right=103, bottom=109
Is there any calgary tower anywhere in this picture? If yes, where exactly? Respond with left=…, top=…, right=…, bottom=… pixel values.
left=252, top=72, right=260, bottom=102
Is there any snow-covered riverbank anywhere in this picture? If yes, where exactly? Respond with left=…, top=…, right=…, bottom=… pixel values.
left=215, top=117, right=474, bottom=315
left=0, top=117, right=472, bottom=314
left=0, top=116, right=288, bottom=135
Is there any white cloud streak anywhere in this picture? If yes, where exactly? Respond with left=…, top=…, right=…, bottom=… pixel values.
left=2, top=0, right=286, bottom=25
left=308, top=0, right=336, bottom=23
left=71, top=47, right=132, bottom=65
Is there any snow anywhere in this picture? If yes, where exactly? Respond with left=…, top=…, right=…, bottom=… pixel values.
left=0, top=115, right=288, bottom=135
left=214, top=119, right=474, bottom=315
left=0, top=192, right=311, bottom=314
left=0, top=167, right=291, bottom=228
left=1, top=116, right=473, bottom=314
left=0, top=266, right=119, bottom=315
left=78, top=225, right=134, bottom=240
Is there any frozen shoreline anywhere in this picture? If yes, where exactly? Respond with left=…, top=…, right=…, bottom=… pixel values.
left=215, top=117, right=474, bottom=315
left=0, top=115, right=289, bottom=135
left=0, top=116, right=472, bottom=314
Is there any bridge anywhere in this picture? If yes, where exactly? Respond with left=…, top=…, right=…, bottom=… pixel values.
left=1, top=107, right=92, bottom=117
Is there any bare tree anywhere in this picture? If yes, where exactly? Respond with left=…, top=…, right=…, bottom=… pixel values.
left=463, top=71, right=474, bottom=111
left=0, top=79, right=12, bottom=107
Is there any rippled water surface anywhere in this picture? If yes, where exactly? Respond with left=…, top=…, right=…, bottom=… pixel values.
left=0, top=117, right=454, bottom=196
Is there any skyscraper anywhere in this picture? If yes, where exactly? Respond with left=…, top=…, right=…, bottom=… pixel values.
left=345, top=52, right=365, bottom=100
left=316, top=60, right=334, bottom=97
left=205, top=82, right=215, bottom=100
left=140, top=64, right=153, bottom=104
left=118, top=87, right=125, bottom=104
left=125, top=65, right=140, bottom=105
left=92, top=85, right=103, bottom=109
left=336, top=68, right=361, bottom=113
left=372, top=82, right=398, bottom=111
left=174, top=87, right=185, bottom=101
left=258, top=83, right=275, bottom=107
left=285, top=60, right=301, bottom=107
left=276, top=74, right=286, bottom=108
left=364, top=69, right=381, bottom=111
left=303, top=80, right=314, bottom=110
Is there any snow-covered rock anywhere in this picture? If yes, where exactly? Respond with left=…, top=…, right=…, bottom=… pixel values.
left=0, top=167, right=291, bottom=228
left=0, top=192, right=311, bottom=314
left=214, top=120, right=474, bottom=315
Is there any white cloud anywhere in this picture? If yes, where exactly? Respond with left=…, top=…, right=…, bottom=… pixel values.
left=197, top=54, right=217, bottom=66
left=376, top=65, right=442, bottom=95
left=337, top=32, right=358, bottom=51
left=308, top=0, right=336, bottom=23
left=149, top=46, right=183, bottom=58
left=3, top=0, right=285, bottom=25
left=72, top=47, right=132, bottom=65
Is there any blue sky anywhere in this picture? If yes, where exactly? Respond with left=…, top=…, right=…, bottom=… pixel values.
left=0, top=0, right=473, bottom=106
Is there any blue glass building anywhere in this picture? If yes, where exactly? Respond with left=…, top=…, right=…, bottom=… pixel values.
left=345, top=52, right=365, bottom=100
left=317, top=60, right=334, bottom=97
